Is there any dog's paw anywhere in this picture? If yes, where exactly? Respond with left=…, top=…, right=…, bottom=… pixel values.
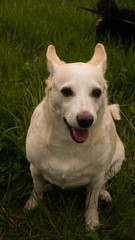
left=44, top=183, right=54, bottom=192
left=99, top=189, right=112, bottom=202
left=85, top=219, right=99, bottom=232
left=25, top=196, right=38, bottom=210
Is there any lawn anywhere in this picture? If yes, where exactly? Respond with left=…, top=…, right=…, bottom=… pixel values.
left=0, top=0, right=135, bottom=239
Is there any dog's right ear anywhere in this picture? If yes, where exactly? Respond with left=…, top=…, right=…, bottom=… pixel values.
left=46, top=45, right=65, bottom=75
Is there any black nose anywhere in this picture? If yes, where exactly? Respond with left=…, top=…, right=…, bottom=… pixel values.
left=77, top=113, right=94, bottom=128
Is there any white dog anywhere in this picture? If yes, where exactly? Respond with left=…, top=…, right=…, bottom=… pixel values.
left=25, top=43, right=125, bottom=230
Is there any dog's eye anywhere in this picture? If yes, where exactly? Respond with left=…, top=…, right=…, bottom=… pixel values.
left=92, top=89, right=102, bottom=98
left=61, top=87, right=73, bottom=97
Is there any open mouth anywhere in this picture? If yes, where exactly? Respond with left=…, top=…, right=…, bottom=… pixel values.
left=63, top=118, right=89, bottom=143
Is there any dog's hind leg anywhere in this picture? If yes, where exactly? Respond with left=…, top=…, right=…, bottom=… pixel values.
left=99, top=187, right=112, bottom=202
left=105, top=135, right=125, bottom=181
left=99, top=135, right=125, bottom=202
left=25, top=164, right=45, bottom=210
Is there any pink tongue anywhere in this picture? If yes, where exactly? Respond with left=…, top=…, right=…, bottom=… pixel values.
left=72, top=127, right=89, bottom=143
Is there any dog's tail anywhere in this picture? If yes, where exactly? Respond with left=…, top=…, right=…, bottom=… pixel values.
left=109, top=104, right=121, bottom=120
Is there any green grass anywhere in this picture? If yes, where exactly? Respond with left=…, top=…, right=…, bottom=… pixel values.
left=0, top=0, right=135, bottom=239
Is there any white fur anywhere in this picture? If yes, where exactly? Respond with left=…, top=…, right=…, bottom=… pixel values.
left=25, top=44, right=125, bottom=230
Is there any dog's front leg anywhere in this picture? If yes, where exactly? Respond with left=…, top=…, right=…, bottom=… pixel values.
left=85, top=175, right=104, bottom=231
left=25, top=164, right=45, bottom=210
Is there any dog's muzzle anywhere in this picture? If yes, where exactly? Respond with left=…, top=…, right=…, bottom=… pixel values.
left=63, top=114, right=93, bottom=143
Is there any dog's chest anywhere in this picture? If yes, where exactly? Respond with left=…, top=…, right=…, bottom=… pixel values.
left=42, top=159, right=92, bottom=189
left=40, top=143, right=106, bottom=189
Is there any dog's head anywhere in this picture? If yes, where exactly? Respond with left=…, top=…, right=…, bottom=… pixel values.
left=46, top=44, right=107, bottom=143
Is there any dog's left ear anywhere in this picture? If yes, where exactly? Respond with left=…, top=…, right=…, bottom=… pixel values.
left=88, top=43, right=107, bottom=74
left=46, top=45, right=65, bottom=75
